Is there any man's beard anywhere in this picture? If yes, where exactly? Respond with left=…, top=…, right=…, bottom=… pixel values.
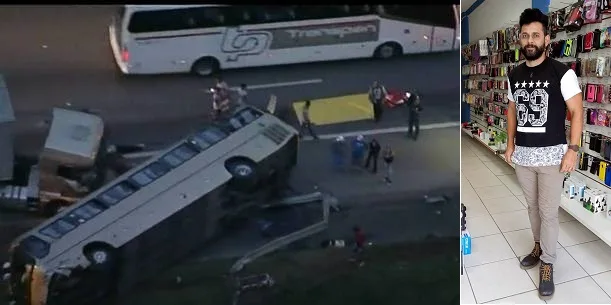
left=521, top=44, right=546, bottom=61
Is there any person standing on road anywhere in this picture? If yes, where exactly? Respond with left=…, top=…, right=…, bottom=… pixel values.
left=299, top=100, right=318, bottom=139
left=365, top=138, right=381, bottom=173
left=405, top=90, right=423, bottom=140
left=331, top=136, right=347, bottom=169
left=351, top=226, right=366, bottom=266
left=214, top=76, right=229, bottom=93
left=382, top=145, right=394, bottom=184
left=236, top=83, right=248, bottom=106
left=211, top=90, right=222, bottom=120
left=351, top=135, right=367, bottom=166
left=368, top=81, right=388, bottom=123
left=503, top=9, right=583, bottom=300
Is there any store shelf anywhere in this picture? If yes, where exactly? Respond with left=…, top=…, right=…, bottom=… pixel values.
left=560, top=196, right=611, bottom=247
left=567, top=120, right=611, bottom=138
left=463, top=127, right=611, bottom=248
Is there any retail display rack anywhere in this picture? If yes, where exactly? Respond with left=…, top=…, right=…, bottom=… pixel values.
left=462, top=1, right=611, bottom=248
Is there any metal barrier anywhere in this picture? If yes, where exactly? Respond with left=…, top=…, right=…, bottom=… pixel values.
left=266, top=94, right=277, bottom=115
left=229, top=193, right=334, bottom=274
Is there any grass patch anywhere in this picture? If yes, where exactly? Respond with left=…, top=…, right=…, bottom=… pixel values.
left=120, top=237, right=459, bottom=305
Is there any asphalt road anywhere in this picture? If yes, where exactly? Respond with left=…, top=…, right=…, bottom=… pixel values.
left=0, top=6, right=459, bottom=154
left=197, top=129, right=460, bottom=259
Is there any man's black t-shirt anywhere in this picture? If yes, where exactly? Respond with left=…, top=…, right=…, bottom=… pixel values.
left=507, top=57, right=581, bottom=147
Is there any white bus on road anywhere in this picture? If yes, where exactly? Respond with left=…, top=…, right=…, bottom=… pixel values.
left=109, top=5, right=459, bottom=76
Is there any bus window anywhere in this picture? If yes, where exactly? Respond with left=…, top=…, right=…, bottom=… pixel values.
left=39, top=219, right=77, bottom=239
left=248, top=6, right=296, bottom=24
left=235, top=107, right=261, bottom=123
left=294, top=6, right=350, bottom=20
left=129, top=162, right=170, bottom=187
left=161, top=143, right=200, bottom=168
left=228, top=108, right=261, bottom=130
left=198, top=127, right=228, bottom=144
left=68, top=200, right=106, bottom=223
left=191, top=6, right=227, bottom=28
left=128, top=8, right=192, bottom=33
left=21, top=236, right=50, bottom=259
left=97, top=182, right=137, bottom=207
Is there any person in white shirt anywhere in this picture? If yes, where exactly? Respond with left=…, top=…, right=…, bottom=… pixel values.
left=237, top=83, right=248, bottom=106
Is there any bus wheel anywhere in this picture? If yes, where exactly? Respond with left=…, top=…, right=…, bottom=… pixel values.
left=225, top=157, right=259, bottom=191
left=374, top=42, right=403, bottom=59
left=84, top=243, right=116, bottom=270
left=191, top=57, right=219, bottom=77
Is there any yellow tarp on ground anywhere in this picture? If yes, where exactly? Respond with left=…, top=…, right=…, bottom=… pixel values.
left=293, top=94, right=372, bottom=126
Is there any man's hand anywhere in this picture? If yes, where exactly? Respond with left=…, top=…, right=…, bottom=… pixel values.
left=560, top=150, right=578, bottom=173
left=503, top=146, right=514, bottom=164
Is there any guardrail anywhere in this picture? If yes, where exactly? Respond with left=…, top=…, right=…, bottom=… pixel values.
left=229, top=193, right=334, bottom=274
left=266, top=94, right=277, bottom=115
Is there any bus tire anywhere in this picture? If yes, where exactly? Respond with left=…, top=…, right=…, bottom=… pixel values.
left=191, top=57, right=220, bottom=77
left=84, top=243, right=116, bottom=270
left=225, top=157, right=259, bottom=191
left=374, top=42, right=403, bottom=59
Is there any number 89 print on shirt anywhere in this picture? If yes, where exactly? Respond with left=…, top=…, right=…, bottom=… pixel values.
left=507, top=58, right=582, bottom=148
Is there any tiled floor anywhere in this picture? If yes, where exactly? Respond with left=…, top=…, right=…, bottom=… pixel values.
left=461, top=134, right=611, bottom=304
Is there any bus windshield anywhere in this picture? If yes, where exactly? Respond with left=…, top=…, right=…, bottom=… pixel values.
left=5, top=243, right=42, bottom=305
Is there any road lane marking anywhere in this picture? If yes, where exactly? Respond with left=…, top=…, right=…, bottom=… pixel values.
left=293, top=93, right=372, bottom=126
left=303, top=121, right=460, bottom=141
left=229, top=79, right=323, bottom=91
left=122, top=121, right=460, bottom=159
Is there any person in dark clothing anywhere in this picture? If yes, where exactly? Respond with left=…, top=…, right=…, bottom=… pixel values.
left=404, top=91, right=423, bottom=140
left=353, top=226, right=366, bottom=252
left=365, top=138, right=381, bottom=173
left=299, top=100, right=318, bottom=139
left=368, top=81, right=388, bottom=122
left=331, top=136, right=347, bottom=169
left=382, top=145, right=394, bottom=184
left=351, top=135, right=367, bottom=166
left=351, top=226, right=366, bottom=266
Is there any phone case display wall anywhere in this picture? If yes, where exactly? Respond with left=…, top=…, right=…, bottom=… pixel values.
left=552, top=0, right=611, bottom=214
left=463, top=0, right=611, bottom=247
left=461, top=26, right=523, bottom=150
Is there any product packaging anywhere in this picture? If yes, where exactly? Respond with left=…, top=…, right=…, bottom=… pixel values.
left=583, top=189, right=608, bottom=213
left=461, top=230, right=472, bottom=255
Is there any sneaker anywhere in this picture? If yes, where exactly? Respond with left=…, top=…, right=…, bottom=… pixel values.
left=538, top=262, right=555, bottom=299
left=520, top=242, right=542, bottom=270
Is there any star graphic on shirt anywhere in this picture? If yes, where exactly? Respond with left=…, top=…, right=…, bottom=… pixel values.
left=543, top=81, right=549, bottom=88
left=521, top=81, right=527, bottom=88
left=529, top=81, right=534, bottom=88
left=515, top=81, right=520, bottom=88
left=536, top=80, right=541, bottom=87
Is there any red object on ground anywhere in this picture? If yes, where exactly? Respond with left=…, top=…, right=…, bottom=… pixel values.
left=354, top=230, right=366, bottom=248
left=384, top=89, right=405, bottom=108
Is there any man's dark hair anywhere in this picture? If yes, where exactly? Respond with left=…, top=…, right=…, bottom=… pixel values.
left=305, top=100, right=311, bottom=107
left=519, top=8, right=549, bottom=35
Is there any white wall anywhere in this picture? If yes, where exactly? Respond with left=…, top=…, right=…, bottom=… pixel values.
left=469, top=0, right=531, bottom=41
